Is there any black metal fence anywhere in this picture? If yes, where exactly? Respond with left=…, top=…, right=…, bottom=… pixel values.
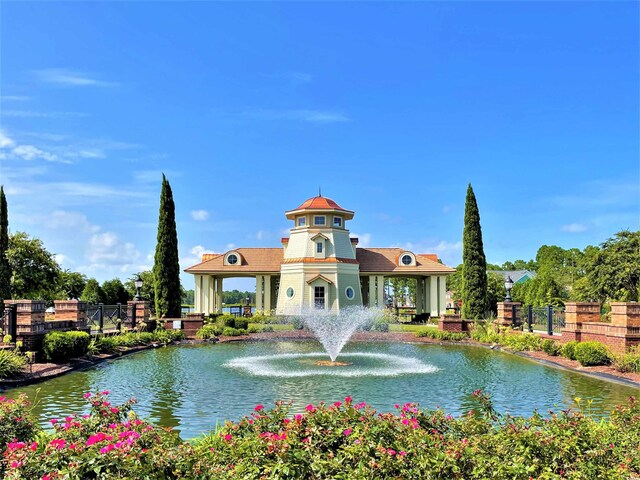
left=521, top=305, right=565, bottom=335
left=0, top=304, right=17, bottom=340
left=86, top=303, right=131, bottom=334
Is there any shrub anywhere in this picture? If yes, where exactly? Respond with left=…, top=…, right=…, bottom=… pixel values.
left=574, top=341, right=611, bottom=366
left=196, top=324, right=221, bottom=339
left=416, top=329, right=467, bottom=341
left=221, top=327, right=248, bottom=336
left=94, top=336, right=118, bottom=354
left=0, top=394, right=40, bottom=453
left=562, top=340, right=579, bottom=360
left=43, top=331, right=91, bottom=362
left=614, top=346, right=640, bottom=373
left=371, top=321, right=389, bottom=332
left=502, top=333, right=542, bottom=352
left=2, top=334, right=12, bottom=344
left=234, top=318, right=248, bottom=330
left=218, top=314, right=236, bottom=328
left=151, top=327, right=185, bottom=345
left=541, top=339, right=562, bottom=356
left=0, top=350, right=26, bottom=378
left=292, top=317, right=304, bottom=330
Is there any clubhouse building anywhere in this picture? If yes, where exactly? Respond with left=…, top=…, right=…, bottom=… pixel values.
left=185, top=195, right=455, bottom=316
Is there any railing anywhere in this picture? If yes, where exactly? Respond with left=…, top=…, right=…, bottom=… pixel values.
left=525, top=305, right=565, bottom=335
left=86, top=303, right=129, bottom=334
left=0, top=305, right=17, bottom=340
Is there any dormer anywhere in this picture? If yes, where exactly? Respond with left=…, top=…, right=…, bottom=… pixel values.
left=398, top=251, right=416, bottom=267
left=224, top=250, right=243, bottom=266
left=311, top=232, right=329, bottom=259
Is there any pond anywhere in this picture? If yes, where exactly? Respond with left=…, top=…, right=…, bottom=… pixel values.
left=4, top=341, right=639, bottom=440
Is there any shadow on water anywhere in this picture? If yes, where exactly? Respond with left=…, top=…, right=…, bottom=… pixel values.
left=4, top=341, right=639, bottom=439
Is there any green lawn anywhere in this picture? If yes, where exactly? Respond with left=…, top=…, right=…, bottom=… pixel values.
left=248, top=323, right=294, bottom=332
left=388, top=323, right=438, bottom=333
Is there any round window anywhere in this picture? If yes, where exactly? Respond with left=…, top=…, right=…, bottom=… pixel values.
left=401, top=254, right=412, bottom=265
left=227, top=254, right=238, bottom=265
left=345, top=287, right=354, bottom=300
left=286, top=287, right=295, bottom=299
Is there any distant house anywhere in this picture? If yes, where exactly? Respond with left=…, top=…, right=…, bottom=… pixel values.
left=488, top=270, right=536, bottom=284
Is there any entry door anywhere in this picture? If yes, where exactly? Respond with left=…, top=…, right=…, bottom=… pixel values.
left=314, top=286, right=325, bottom=309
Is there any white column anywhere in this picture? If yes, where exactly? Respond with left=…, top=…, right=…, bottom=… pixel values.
left=424, top=277, right=431, bottom=314
left=376, top=275, right=385, bottom=308
left=194, top=275, right=202, bottom=313
left=263, top=275, right=272, bottom=314
left=430, top=275, right=439, bottom=318
left=256, top=276, right=263, bottom=312
left=216, top=277, right=223, bottom=314
left=208, top=276, right=215, bottom=313
left=368, top=275, right=377, bottom=307
left=415, top=278, right=423, bottom=314
left=438, top=275, right=447, bottom=316
left=205, top=275, right=214, bottom=314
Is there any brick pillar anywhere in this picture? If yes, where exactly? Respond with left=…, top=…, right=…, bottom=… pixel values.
left=609, top=302, right=640, bottom=351
left=126, top=301, right=150, bottom=330
left=54, top=300, right=89, bottom=332
left=563, top=302, right=600, bottom=342
left=438, top=314, right=467, bottom=332
left=5, top=300, right=46, bottom=351
left=496, top=302, right=521, bottom=327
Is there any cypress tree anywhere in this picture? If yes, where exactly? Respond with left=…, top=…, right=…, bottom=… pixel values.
left=461, top=183, right=488, bottom=319
left=0, top=186, right=10, bottom=312
left=153, top=174, right=182, bottom=318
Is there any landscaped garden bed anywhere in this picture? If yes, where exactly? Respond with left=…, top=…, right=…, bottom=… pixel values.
left=1, top=390, right=639, bottom=479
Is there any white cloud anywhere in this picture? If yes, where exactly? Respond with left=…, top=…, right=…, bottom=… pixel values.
left=226, top=243, right=236, bottom=250
left=351, top=233, right=372, bottom=247
left=561, top=223, right=588, bottom=233
left=12, top=144, right=60, bottom=162
left=87, top=232, right=141, bottom=265
left=35, top=68, right=117, bottom=87
left=180, top=245, right=215, bottom=268
left=1, top=96, right=31, bottom=101
left=191, top=210, right=210, bottom=221
left=243, top=109, right=350, bottom=124
left=2, top=110, right=87, bottom=118
left=0, top=131, right=14, bottom=148
left=44, top=210, right=101, bottom=233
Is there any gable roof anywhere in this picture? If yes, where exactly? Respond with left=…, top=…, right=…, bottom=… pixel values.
left=356, top=248, right=455, bottom=274
left=488, top=270, right=537, bottom=284
left=184, top=248, right=283, bottom=274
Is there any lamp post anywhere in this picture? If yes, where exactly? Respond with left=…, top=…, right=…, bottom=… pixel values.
left=504, top=275, right=514, bottom=302
left=134, top=274, right=143, bottom=301
left=245, top=296, right=251, bottom=306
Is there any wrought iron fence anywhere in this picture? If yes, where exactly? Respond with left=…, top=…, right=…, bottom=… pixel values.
left=0, top=305, right=17, bottom=339
left=524, top=305, right=565, bottom=335
left=86, top=303, right=129, bottom=334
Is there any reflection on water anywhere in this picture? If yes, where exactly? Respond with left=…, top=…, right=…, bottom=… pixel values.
left=3, top=341, right=639, bottom=439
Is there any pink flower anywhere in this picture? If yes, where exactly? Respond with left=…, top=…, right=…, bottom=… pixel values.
left=402, top=419, right=409, bottom=425
left=100, top=444, right=115, bottom=454
left=283, top=418, right=290, bottom=424
left=294, top=414, right=302, bottom=421
left=30, top=442, right=38, bottom=451
left=83, top=392, right=92, bottom=399
left=101, top=390, right=110, bottom=395
left=343, top=428, right=352, bottom=436
left=399, top=451, right=407, bottom=456
left=10, top=461, right=22, bottom=468
left=254, top=404, right=264, bottom=411
left=110, top=407, right=119, bottom=414
left=355, top=439, right=360, bottom=445
left=333, top=401, right=342, bottom=408
left=49, top=418, right=58, bottom=425
left=48, top=438, right=67, bottom=449
left=0, top=396, right=5, bottom=402
left=387, top=449, right=396, bottom=455
left=302, top=437, right=310, bottom=443
left=305, top=404, right=315, bottom=412
left=224, top=434, right=232, bottom=442
left=42, top=475, right=52, bottom=480
left=344, top=396, right=352, bottom=403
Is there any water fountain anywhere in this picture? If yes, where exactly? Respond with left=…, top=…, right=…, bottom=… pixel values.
left=226, top=306, right=440, bottom=377
left=298, top=306, right=381, bottom=363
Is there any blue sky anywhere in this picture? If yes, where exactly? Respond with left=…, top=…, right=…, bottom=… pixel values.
left=1, top=2, right=638, bottom=291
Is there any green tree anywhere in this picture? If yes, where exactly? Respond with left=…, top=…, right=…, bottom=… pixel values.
left=182, top=289, right=194, bottom=305
left=0, top=187, right=10, bottom=311
left=6, top=232, right=61, bottom=301
left=584, top=230, right=640, bottom=303
left=102, top=278, right=130, bottom=304
left=447, top=264, right=463, bottom=305
left=153, top=174, right=182, bottom=318
left=461, top=184, right=488, bottom=319
left=486, top=272, right=507, bottom=315
left=57, top=270, right=87, bottom=299
left=80, top=278, right=105, bottom=304
left=390, top=278, right=415, bottom=306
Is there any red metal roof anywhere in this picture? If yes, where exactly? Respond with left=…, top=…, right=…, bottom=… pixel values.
left=293, top=196, right=348, bottom=211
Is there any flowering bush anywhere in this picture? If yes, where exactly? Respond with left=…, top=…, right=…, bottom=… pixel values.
left=1, top=391, right=640, bottom=479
